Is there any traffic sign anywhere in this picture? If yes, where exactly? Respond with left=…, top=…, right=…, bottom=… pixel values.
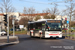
left=67, top=21, right=69, bottom=24
left=65, top=18, right=67, bottom=20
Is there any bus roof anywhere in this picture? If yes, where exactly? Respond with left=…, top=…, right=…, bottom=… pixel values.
left=37, top=19, right=61, bottom=21
left=28, top=19, right=61, bottom=23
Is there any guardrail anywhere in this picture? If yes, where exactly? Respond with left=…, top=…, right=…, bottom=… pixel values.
left=63, top=32, right=75, bottom=39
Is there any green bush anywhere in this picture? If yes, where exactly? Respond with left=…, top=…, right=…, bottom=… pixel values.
left=62, top=30, right=65, bottom=33
left=9, top=30, right=27, bottom=35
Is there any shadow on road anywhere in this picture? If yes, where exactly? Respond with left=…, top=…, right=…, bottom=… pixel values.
left=19, top=36, right=65, bottom=42
left=0, top=36, right=65, bottom=48
left=0, top=44, right=15, bottom=48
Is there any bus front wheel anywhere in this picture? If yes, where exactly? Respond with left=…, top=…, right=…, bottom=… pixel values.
left=30, top=32, right=33, bottom=38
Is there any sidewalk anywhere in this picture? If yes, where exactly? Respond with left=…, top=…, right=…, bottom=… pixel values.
left=63, top=33, right=75, bottom=41
left=0, top=36, right=19, bottom=46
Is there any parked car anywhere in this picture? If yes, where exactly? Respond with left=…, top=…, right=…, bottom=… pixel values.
left=0, top=31, right=7, bottom=36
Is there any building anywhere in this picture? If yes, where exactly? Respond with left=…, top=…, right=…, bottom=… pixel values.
left=0, top=12, right=68, bottom=30
left=19, top=13, right=51, bottom=21
left=0, top=12, right=51, bottom=29
left=55, top=15, right=67, bottom=28
left=0, top=13, right=5, bottom=30
left=7, top=12, right=20, bottom=21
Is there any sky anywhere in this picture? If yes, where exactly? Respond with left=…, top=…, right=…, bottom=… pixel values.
left=11, top=0, right=67, bottom=13
left=0, top=0, right=75, bottom=13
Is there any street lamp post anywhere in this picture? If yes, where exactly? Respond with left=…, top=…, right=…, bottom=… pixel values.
left=0, top=22, right=1, bottom=36
left=12, top=15, right=16, bottom=37
left=7, top=14, right=9, bottom=43
left=13, top=19, right=15, bottom=37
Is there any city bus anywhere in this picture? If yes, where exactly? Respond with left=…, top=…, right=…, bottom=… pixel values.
left=27, top=19, right=62, bottom=38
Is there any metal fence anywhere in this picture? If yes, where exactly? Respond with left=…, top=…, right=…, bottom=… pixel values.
left=63, top=32, right=75, bottom=39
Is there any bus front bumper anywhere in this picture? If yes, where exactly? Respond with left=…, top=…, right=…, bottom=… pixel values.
left=45, top=35, right=62, bottom=38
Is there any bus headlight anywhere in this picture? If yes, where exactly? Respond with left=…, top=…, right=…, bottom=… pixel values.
left=59, top=33, right=62, bottom=35
left=46, top=33, right=49, bottom=35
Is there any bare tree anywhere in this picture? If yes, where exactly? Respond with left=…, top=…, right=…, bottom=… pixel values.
left=36, top=11, right=39, bottom=13
left=42, top=4, right=59, bottom=15
left=9, top=7, right=16, bottom=12
left=23, top=7, right=36, bottom=21
left=19, top=17, right=29, bottom=27
left=73, top=10, right=75, bottom=20
left=0, top=0, right=16, bottom=13
left=23, top=7, right=36, bottom=14
left=50, top=15, right=55, bottom=19
left=63, top=0, right=75, bottom=32
left=23, top=7, right=28, bottom=14
left=43, top=15, right=50, bottom=19
left=70, top=21, right=75, bottom=27
left=42, top=8, right=51, bottom=13
left=0, top=7, right=3, bottom=13
left=50, top=4, right=59, bottom=15
left=28, top=7, right=36, bottom=14
left=9, top=17, right=13, bottom=28
left=34, top=15, right=41, bottom=21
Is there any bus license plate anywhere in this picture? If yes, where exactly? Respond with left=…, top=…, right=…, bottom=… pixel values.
left=52, top=36, right=56, bottom=37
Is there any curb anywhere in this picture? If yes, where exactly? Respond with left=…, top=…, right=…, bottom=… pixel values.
left=65, top=37, right=75, bottom=41
left=0, top=41, right=19, bottom=46
left=0, top=36, right=19, bottom=47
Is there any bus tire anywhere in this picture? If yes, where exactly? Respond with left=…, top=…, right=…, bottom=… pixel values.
left=30, top=36, right=33, bottom=38
left=30, top=32, right=33, bottom=38
left=39, top=33, right=42, bottom=39
left=53, top=37, right=56, bottom=39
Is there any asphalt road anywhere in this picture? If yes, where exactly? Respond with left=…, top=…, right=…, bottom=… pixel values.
left=0, top=35, right=75, bottom=50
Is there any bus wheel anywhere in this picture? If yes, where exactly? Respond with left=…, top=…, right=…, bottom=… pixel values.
left=53, top=38, right=56, bottom=39
left=30, top=36, right=33, bottom=38
left=30, top=32, right=33, bottom=38
left=40, top=36, right=41, bottom=39
left=40, top=33, right=42, bottom=39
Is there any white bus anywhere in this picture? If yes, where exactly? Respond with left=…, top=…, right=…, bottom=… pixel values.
left=27, top=19, right=62, bottom=38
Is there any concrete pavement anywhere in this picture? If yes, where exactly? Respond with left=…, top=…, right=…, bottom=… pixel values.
left=0, top=36, right=19, bottom=46
left=0, top=35, right=75, bottom=50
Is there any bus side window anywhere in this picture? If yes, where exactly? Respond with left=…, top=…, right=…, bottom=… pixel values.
left=35, top=23, right=37, bottom=29
left=42, top=23, right=45, bottom=30
left=33, top=23, right=35, bottom=30
left=28, top=24, right=30, bottom=31
left=46, top=24, right=47, bottom=29
left=35, top=23, right=42, bottom=30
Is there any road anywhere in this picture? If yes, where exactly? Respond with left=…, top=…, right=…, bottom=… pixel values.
left=0, top=35, right=75, bottom=50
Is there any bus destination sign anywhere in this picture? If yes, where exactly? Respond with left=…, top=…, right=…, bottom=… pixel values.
left=47, top=20, right=60, bottom=23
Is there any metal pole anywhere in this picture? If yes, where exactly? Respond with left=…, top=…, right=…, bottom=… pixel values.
left=7, top=14, right=9, bottom=43
left=65, top=24, right=66, bottom=38
left=13, top=19, right=15, bottom=37
left=68, top=24, right=69, bottom=39
left=14, top=20, right=15, bottom=36
left=74, top=32, right=75, bottom=39
left=0, top=24, right=1, bottom=36
left=68, top=23, right=70, bottom=39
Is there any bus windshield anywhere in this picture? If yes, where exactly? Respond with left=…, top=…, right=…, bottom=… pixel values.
left=46, top=23, right=61, bottom=31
